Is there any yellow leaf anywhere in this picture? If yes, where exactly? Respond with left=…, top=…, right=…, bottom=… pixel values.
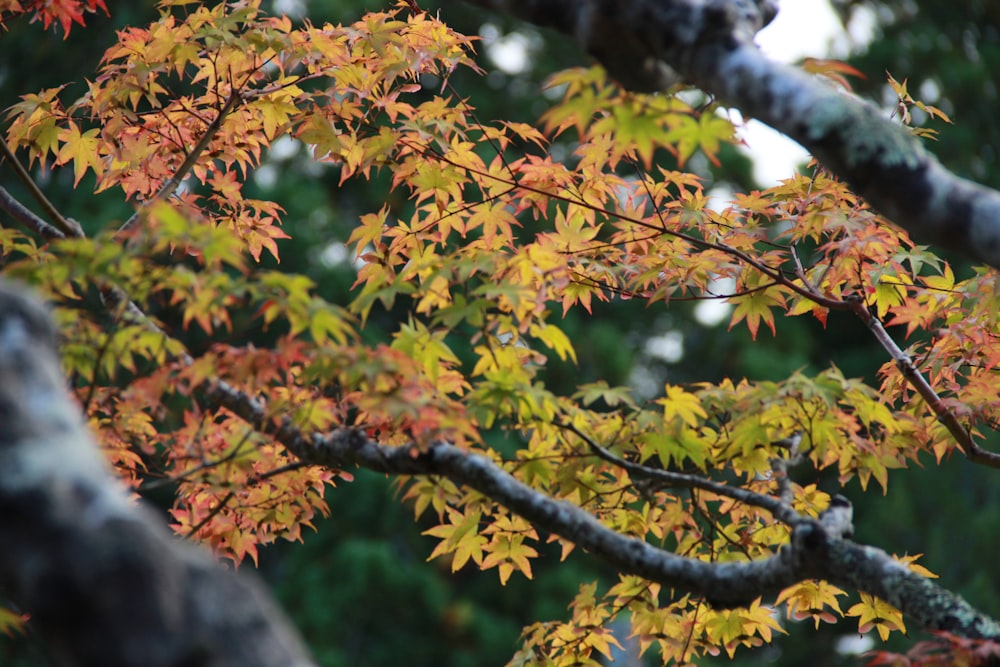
left=531, top=322, right=577, bottom=363
left=846, top=593, right=906, bottom=641
left=56, top=123, right=103, bottom=186
left=776, top=581, right=847, bottom=628
left=658, top=384, right=707, bottom=427
left=893, top=553, right=938, bottom=579
left=424, top=507, right=485, bottom=571
left=482, top=534, right=538, bottom=585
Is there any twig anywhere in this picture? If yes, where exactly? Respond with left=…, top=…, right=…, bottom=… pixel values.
left=408, top=139, right=849, bottom=311
left=141, top=427, right=259, bottom=492
left=186, top=490, right=236, bottom=537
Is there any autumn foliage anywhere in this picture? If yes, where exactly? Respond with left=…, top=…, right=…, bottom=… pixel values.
left=0, top=0, right=107, bottom=35
left=2, top=0, right=1000, bottom=664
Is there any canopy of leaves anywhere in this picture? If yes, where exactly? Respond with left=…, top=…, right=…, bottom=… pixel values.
left=2, top=1, right=1000, bottom=666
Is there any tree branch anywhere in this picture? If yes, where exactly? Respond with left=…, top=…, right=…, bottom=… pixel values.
left=0, top=185, right=66, bottom=239
left=206, top=373, right=1000, bottom=639
left=846, top=296, right=1000, bottom=468
left=466, top=0, right=1000, bottom=270
left=1, top=251, right=995, bottom=644
left=0, top=138, right=83, bottom=237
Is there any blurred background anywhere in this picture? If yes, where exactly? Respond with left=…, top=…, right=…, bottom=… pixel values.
left=2, top=1, right=999, bottom=665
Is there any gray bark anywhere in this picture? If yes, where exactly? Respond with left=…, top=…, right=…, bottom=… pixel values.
left=0, top=283, right=315, bottom=667
left=212, top=386, right=1000, bottom=641
left=466, top=0, right=1000, bottom=269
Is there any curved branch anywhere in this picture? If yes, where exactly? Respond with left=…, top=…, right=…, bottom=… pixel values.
left=208, top=375, right=1000, bottom=639
left=466, top=0, right=1000, bottom=270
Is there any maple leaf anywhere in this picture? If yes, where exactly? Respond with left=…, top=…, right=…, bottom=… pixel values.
left=226, top=527, right=260, bottom=567
left=847, top=593, right=906, bottom=642
left=664, top=109, right=735, bottom=166
left=658, top=384, right=707, bottom=427
left=482, top=533, right=538, bottom=585
left=776, top=581, right=847, bottom=629
left=7, top=0, right=108, bottom=36
left=56, top=123, right=103, bottom=186
left=801, top=57, right=866, bottom=91
left=893, top=553, right=938, bottom=579
left=530, top=322, right=577, bottom=363
left=424, top=507, right=487, bottom=571
left=728, top=287, right=785, bottom=339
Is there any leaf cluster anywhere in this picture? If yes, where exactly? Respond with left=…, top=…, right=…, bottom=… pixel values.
left=1, top=1, right=997, bottom=663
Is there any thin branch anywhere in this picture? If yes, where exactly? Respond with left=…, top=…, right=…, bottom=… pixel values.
left=140, top=427, right=259, bottom=492
left=210, top=396, right=1000, bottom=635
left=847, top=296, right=1000, bottom=468
left=251, top=460, right=308, bottom=482
left=408, top=139, right=848, bottom=310
left=186, top=490, right=236, bottom=538
left=0, top=186, right=66, bottom=239
left=558, top=420, right=803, bottom=525
left=117, top=89, right=244, bottom=235
left=0, top=138, right=82, bottom=237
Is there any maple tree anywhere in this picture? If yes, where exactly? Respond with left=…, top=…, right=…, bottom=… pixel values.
left=3, top=0, right=1000, bottom=665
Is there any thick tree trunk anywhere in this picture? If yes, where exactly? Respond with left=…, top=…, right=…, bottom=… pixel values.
left=0, top=282, right=315, bottom=667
